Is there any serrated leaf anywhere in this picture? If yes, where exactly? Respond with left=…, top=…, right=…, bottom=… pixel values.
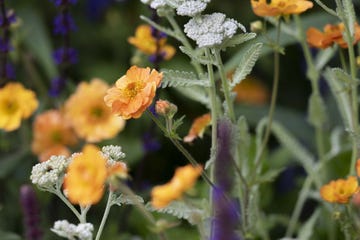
left=161, top=69, right=209, bottom=88
left=220, top=33, right=256, bottom=50
left=146, top=201, right=206, bottom=225
left=307, top=92, right=327, bottom=127
left=112, top=194, right=144, bottom=207
left=230, top=43, right=263, bottom=89
left=174, top=86, right=211, bottom=108
left=323, top=68, right=353, bottom=129
left=297, top=209, right=320, bottom=240
left=341, top=0, right=356, bottom=36
left=179, top=46, right=215, bottom=65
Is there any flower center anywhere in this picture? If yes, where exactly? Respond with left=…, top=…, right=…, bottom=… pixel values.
left=3, top=99, right=19, bottom=114
left=124, top=82, right=142, bottom=98
left=51, top=130, right=63, bottom=143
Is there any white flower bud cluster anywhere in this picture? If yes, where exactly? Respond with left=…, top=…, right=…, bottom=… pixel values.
left=51, top=220, right=93, bottom=240
left=184, top=13, right=244, bottom=48
left=141, top=0, right=210, bottom=17
left=30, top=155, right=69, bottom=189
left=101, top=145, right=126, bottom=161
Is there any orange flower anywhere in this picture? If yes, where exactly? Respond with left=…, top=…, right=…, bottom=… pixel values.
left=107, top=161, right=128, bottom=179
left=0, top=82, right=38, bottom=131
left=63, top=144, right=107, bottom=205
left=184, top=113, right=211, bottom=143
left=128, top=24, right=176, bottom=60
left=32, top=109, right=78, bottom=162
left=232, top=76, right=269, bottom=105
left=151, top=164, right=202, bottom=208
left=307, top=22, right=360, bottom=49
left=104, top=66, right=162, bottom=119
left=320, top=176, right=359, bottom=204
left=251, top=0, right=313, bottom=17
left=356, top=159, right=360, bottom=177
left=64, top=79, right=126, bottom=142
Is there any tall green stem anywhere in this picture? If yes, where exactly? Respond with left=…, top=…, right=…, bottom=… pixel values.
left=54, top=189, right=82, bottom=222
left=95, top=190, right=113, bottom=240
left=253, top=19, right=282, bottom=173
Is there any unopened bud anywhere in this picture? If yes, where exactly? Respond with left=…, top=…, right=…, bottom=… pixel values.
left=356, top=56, right=360, bottom=68
left=155, top=99, right=178, bottom=118
left=250, top=20, right=263, bottom=33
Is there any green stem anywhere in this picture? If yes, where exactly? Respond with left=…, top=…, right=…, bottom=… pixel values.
left=95, top=190, right=113, bottom=240
left=253, top=19, right=282, bottom=173
left=116, top=183, right=168, bottom=240
left=54, top=189, right=82, bottom=222
left=213, top=48, right=235, bottom=122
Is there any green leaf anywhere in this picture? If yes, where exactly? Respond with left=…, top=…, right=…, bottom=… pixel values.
left=161, top=69, right=209, bottom=88
left=323, top=68, right=353, bottom=130
left=179, top=46, right=215, bottom=65
left=314, top=47, right=337, bottom=70
left=112, top=194, right=144, bottom=207
left=297, top=209, right=320, bottom=240
left=341, top=0, right=356, bottom=36
left=230, top=43, right=263, bottom=89
left=174, top=86, right=211, bottom=109
left=255, top=167, right=284, bottom=184
left=146, top=200, right=206, bottom=225
left=307, top=92, right=327, bottom=127
left=220, top=33, right=257, bottom=50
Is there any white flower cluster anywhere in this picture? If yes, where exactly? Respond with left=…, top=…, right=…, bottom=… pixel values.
left=184, top=13, right=244, bottom=48
left=30, top=155, right=69, bottom=190
left=51, top=220, right=93, bottom=240
left=141, top=0, right=210, bottom=17
left=101, top=145, right=126, bottom=161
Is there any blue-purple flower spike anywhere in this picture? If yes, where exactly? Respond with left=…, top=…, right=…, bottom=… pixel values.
left=20, top=185, right=43, bottom=240
left=49, top=0, right=78, bottom=97
left=210, top=118, right=242, bottom=240
left=0, top=0, right=16, bottom=85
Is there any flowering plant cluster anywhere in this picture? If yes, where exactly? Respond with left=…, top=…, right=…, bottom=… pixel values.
left=1, top=0, right=360, bottom=239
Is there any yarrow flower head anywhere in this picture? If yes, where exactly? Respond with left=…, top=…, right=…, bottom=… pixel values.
left=320, top=176, right=359, bottom=204
left=151, top=164, right=202, bottom=208
left=141, top=0, right=210, bottom=16
left=307, top=22, right=360, bottom=49
left=104, top=66, right=163, bottom=119
left=30, top=155, right=69, bottom=191
left=101, top=145, right=126, bottom=161
left=184, top=13, right=245, bottom=48
left=251, top=0, right=313, bottom=17
left=51, top=220, right=93, bottom=240
left=0, top=82, right=38, bottom=131
left=64, top=79, right=126, bottom=142
left=128, top=24, right=175, bottom=61
left=31, top=109, right=78, bottom=162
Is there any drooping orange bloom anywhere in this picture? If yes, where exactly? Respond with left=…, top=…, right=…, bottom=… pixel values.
left=32, top=109, right=78, bottom=162
left=0, top=82, right=38, bottom=131
left=307, top=22, right=360, bottom=49
left=104, top=66, right=163, bottom=119
left=356, top=159, right=360, bottom=177
left=232, top=76, right=269, bottom=105
left=151, top=164, right=202, bottom=208
left=320, top=176, right=359, bottom=204
left=251, top=0, right=313, bottom=17
left=63, top=144, right=107, bottom=205
left=183, top=113, right=211, bottom=143
left=64, top=79, right=126, bottom=142
left=128, top=24, right=176, bottom=60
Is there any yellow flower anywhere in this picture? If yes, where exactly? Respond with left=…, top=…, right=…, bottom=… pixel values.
left=320, top=176, right=359, bottom=204
left=128, top=24, right=176, bottom=60
left=251, top=0, right=313, bottom=17
left=232, top=76, right=269, bottom=105
left=307, top=22, right=360, bottom=49
left=32, top=109, right=78, bottom=162
left=0, top=82, right=38, bottom=131
left=151, top=164, right=202, bottom=208
left=183, top=113, right=211, bottom=143
left=104, top=66, right=163, bottom=119
left=63, top=144, right=107, bottom=205
left=64, top=79, right=126, bottom=142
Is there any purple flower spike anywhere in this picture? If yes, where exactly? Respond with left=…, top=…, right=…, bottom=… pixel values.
left=0, top=9, right=16, bottom=26
left=53, top=12, right=76, bottom=35
left=20, top=185, right=43, bottom=240
left=51, top=0, right=77, bottom=7
left=0, top=37, right=12, bottom=52
left=53, top=47, right=78, bottom=65
left=49, top=76, right=66, bottom=97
